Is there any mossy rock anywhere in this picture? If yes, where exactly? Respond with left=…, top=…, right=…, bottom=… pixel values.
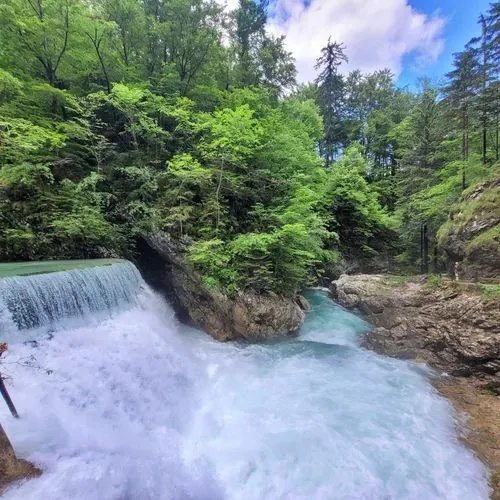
left=439, top=177, right=500, bottom=280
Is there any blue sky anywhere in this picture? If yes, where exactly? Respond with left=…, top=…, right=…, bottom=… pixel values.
left=247, top=0, right=493, bottom=86
left=398, top=0, right=492, bottom=87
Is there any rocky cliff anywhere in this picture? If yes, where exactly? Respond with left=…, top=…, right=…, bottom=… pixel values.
left=135, top=232, right=307, bottom=341
left=331, top=274, right=500, bottom=391
left=439, top=177, right=500, bottom=280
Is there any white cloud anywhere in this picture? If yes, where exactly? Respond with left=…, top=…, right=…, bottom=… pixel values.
left=266, top=0, right=446, bottom=82
left=222, top=0, right=240, bottom=11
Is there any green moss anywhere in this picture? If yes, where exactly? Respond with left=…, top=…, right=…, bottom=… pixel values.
left=386, top=275, right=413, bottom=286
left=0, top=259, right=126, bottom=278
left=437, top=178, right=500, bottom=250
left=437, top=220, right=455, bottom=247
left=460, top=185, right=500, bottom=227
left=466, top=225, right=500, bottom=253
left=481, top=284, right=500, bottom=300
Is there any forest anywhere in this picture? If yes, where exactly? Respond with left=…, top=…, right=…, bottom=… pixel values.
left=0, top=0, right=498, bottom=296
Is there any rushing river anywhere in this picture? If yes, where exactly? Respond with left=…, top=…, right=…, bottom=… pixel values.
left=0, top=264, right=489, bottom=499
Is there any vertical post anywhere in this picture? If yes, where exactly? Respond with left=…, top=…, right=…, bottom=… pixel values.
left=420, top=225, right=424, bottom=274
left=422, top=224, right=429, bottom=275
left=432, top=238, right=438, bottom=273
left=0, top=378, right=19, bottom=419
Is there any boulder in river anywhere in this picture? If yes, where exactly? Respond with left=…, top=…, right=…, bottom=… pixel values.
left=135, top=232, right=306, bottom=341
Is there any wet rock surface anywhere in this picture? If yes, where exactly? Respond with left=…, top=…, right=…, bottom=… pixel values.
left=435, top=377, right=500, bottom=500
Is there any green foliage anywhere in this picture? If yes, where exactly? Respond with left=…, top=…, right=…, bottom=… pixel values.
left=0, top=69, right=22, bottom=102
left=0, top=163, right=53, bottom=192
left=481, top=284, right=500, bottom=300
left=0, top=119, right=66, bottom=164
left=425, top=274, right=445, bottom=289
left=159, top=153, right=211, bottom=236
left=325, top=145, right=396, bottom=259
left=0, top=0, right=497, bottom=297
left=467, top=225, right=500, bottom=253
left=0, top=162, right=121, bottom=260
left=188, top=239, right=237, bottom=294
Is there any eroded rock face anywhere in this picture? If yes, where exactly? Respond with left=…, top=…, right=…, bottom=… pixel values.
left=0, top=423, right=41, bottom=492
left=135, top=232, right=306, bottom=341
left=441, top=178, right=500, bottom=280
left=331, top=274, right=500, bottom=390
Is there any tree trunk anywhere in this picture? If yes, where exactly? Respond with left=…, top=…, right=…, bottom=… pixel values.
left=482, top=125, right=487, bottom=165
left=420, top=225, right=424, bottom=273
left=215, top=159, right=225, bottom=232
left=462, top=107, right=468, bottom=190
left=480, top=14, right=488, bottom=165
left=496, top=114, right=499, bottom=161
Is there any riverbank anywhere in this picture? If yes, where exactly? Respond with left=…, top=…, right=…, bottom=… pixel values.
left=330, top=274, right=500, bottom=498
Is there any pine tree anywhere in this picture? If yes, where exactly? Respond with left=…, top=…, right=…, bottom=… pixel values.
left=483, top=2, right=500, bottom=161
left=445, top=48, right=481, bottom=187
left=314, top=38, right=348, bottom=166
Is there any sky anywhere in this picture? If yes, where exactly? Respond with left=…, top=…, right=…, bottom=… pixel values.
left=225, top=0, right=492, bottom=87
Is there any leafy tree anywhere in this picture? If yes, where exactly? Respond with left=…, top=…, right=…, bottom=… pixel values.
left=1, top=0, right=89, bottom=87
left=233, top=0, right=267, bottom=87
left=0, top=0, right=498, bottom=292
left=197, top=104, right=262, bottom=232
left=161, top=0, right=222, bottom=95
left=393, top=82, right=445, bottom=196
left=258, top=35, right=296, bottom=96
left=324, top=145, right=395, bottom=261
left=101, top=0, right=145, bottom=73
left=445, top=48, right=480, bottom=186
left=159, top=153, right=211, bottom=236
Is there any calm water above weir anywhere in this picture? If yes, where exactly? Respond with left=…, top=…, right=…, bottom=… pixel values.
left=0, top=264, right=489, bottom=499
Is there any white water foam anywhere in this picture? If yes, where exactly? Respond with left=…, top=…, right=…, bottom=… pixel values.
left=0, top=278, right=490, bottom=499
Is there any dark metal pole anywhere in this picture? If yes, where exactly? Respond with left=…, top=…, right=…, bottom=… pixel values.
left=420, top=225, right=424, bottom=274
left=423, top=224, right=429, bottom=275
left=0, top=377, right=19, bottom=418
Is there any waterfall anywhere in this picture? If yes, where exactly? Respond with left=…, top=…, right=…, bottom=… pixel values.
left=0, top=261, right=144, bottom=343
left=0, top=272, right=489, bottom=499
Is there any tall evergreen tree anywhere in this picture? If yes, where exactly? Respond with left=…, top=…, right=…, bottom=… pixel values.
left=314, top=38, right=348, bottom=166
left=445, top=48, right=480, bottom=187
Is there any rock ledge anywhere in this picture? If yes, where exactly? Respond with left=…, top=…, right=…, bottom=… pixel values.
left=331, top=274, right=500, bottom=389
